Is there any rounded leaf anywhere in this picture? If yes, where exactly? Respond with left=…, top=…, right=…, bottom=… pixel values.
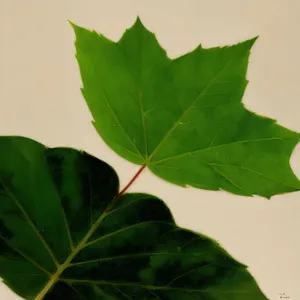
left=0, top=136, right=268, bottom=299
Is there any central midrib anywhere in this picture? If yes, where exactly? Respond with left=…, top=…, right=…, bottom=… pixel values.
left=147, top=60, right=233, bottom=163
left=34, top=211, right=109, bottom=300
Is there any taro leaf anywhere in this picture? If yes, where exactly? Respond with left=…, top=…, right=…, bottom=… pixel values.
left=71, top=17, right=300, bottom=198
left=0, top=136, right=268, bottom=300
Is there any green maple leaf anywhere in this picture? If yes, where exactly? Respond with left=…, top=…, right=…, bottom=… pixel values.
left=71, top=17, right=300, bottom=198
left=0, top=136, right=268, bottom=299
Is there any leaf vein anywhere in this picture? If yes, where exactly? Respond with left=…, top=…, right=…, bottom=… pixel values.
left=61, top=279, right=262, bottom=296
left=209, top=163, right=299, bottom=190
left=0, top=181, right=60, bottom=267
left=151, top=137, right=295, bottom=165
left=148, top=60, right=233, bottom=161
left=84, top=221, right=172, bottom=248
left=71, top=252, right=207, bottom=266
left=101, top=89, right=144, bottom=160
left=0, top=236, right=51, bottom=276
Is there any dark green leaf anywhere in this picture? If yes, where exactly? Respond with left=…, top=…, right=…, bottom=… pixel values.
left=71, top=17, right=300, bottom=198
left=0, top=136, right=267, bottom=299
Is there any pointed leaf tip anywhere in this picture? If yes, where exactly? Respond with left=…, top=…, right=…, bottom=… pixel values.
left=68, top=21, right=96, bottom=40
left=67, top=20, right=74, bottom=26
left=244, top=35, right=259, bottom=50
left=135, top=16, right=142, bottom=24
left=68, top=20, right=82, bottom=36
left=67, top=20, right=79, bottom=31
left=249, top=35, right=259, bottom=45
left=133, top=15, right=146, bottom=29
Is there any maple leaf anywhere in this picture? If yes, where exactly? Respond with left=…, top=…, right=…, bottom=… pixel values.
left=71, top=17, right=300, bottom=198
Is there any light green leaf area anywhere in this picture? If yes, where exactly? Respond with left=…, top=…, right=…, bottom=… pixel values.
left=0, top=136, right=268, bottom=300
left=71, top=17, right=300, bottom=198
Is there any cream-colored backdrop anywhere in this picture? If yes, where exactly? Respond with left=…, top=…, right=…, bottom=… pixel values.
left=0, top=0, right=299, bottom=299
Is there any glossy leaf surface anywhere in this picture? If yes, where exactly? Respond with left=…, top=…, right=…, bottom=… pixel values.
left=72, top=18, right=300, bottom=198
left=0, top=136, right=267, bottom=299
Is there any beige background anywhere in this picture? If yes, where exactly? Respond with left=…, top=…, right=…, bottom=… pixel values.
left=0, top=0, right=300, bottom=299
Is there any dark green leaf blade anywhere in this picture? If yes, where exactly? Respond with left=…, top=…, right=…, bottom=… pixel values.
left=0, top=136, right=268, bottom=299
left=71, top=18, right=300, bottom=198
